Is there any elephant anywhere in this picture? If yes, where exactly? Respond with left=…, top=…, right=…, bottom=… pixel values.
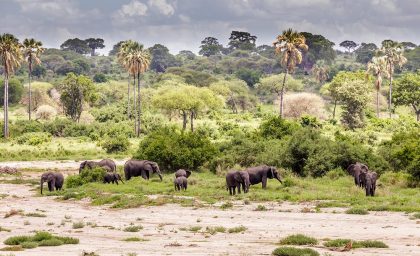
left=40, top=172, right=64, bottom=194
left=245, top=165, right=282, bottom=189
left=175, top=169, right=191, bottom=178
left=124, top=160, right=163, bottom=181
left=365, top=171, right=378, bottom=196
left=103, top=173, right=124, bottom=185
left=174, top=176, right=188, bottom=191
left=226, top=171, right=250, bottom=195
left=347, top=162, right=369, bottom=186
left=79, top=159, right=116, bottom=173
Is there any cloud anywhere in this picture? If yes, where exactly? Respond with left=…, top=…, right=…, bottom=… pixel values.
left=148, top=0, right=175, bottom=16
left=118, top=0, right=148, bottom=17
left=14, top=0, right=79, bottom=16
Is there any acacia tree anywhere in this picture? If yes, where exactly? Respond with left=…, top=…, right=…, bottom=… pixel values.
left=228, top=31, right=257, bottom=51
left=367, top=56, right=389, bottom=117
left=60, top=38, right=90, bottom=54
left=339, top=40, right=358, bottom=53
left=152, top=84, right=221, bottom=131
left=393, top=72, right=420, bottom=121
left=23, top=38, right=44, bottom=120
left=85, top=38, right=105, bottom=56
left=273, top=28, right=308, bottom=117
left=199, top=37, right=222, bottom=57
left=378, top=40, right=407, bottom=118
left=59, top=73, right=96, bottom=122
left=0, top=33, right=22, bottom=138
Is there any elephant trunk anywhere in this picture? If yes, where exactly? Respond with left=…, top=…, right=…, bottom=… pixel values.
left=158, top=173, right=163, bottom=181
left=119, top=176, right=125, bottom=184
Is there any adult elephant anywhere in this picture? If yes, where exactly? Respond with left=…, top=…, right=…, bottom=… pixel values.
left=347, top=162, right=369, bottom=186
left=124, top=160, right=163, bottom=181
left=40, top=172, right=64, bottom=194
left=365, top=171, right=378, bottom=196
left=79, top=159, right=116, bottom=173
left=226, top=171, right=250, bottom=195
left=245, top=165, right=282, bottom=189
left=175, top=169, right=191, bottom=178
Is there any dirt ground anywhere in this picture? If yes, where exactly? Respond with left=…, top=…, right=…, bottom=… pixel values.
left=0, top=182, right=419, bottom=256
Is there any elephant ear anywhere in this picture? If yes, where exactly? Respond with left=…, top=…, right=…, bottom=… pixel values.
left=233, top=172, right=243, bottom=182
left=267, top=167, right=274, bottom=178
left=186, top=170, right=192, bottom=178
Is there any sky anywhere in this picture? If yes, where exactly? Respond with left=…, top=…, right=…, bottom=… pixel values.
left=1, top=0, right=419, bottom=55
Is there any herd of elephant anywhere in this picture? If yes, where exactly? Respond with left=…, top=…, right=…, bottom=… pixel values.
left=39, top=159, right=376, bottom=197
left=347, top=162, right=378, bottom=196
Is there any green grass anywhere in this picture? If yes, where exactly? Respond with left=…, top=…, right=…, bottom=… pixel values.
left=323, top=239, right=388, bottom=248
left=25, top=212, right=47, bottom=217
left=122, top=237, right=149, bottom=242
left=345, top=208, right=369, bottom=215
left=272, top=246, right=319, bottom=256
left=0, top=246, right=23, bottom=251
left=0, top=227, right=11, bottom=232
left=279, top=234, right=318, bottom=245
left=205, top=226, right=226, bottom=235
left=123, top=225, right=143, bottom=232
left=3, top=231, right=79, bottom=250
left=254, top=205, right=267, bottom=211
left=72, top=221, right=84, bottom=229
left=227, top=225, right=247, bottom=233
left=188, top=226, right=202, bottom=232
left=411, top=212, right=420, bottom=219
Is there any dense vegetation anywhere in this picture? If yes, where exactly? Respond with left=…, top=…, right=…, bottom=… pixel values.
left=0, top=30, right=419, bottom=187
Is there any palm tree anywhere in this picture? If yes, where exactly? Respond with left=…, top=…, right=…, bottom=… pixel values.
left=367, top=56, right=389, bottom=117
left=0, top=33, right=23, bottom=139
left=273, top=28, right=308, bottom=117
left=117, top=41, right=151, bottom=136
left=377, top=41, right=407, bottom=118
left=118, top=40, right=137, bottom=125
left=312, top=60, right=329, bottom=84
left=23, top=38, right=44, bottom=120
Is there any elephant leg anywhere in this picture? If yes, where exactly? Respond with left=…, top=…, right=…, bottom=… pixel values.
left=115, top=180, right=119, bottom=185
left=229, top=187, right=232, bottom=195
left=237, top=184, right=241, bottom=194
left=262, top=177, right=267, bottom=189
left=141, top=170, right=148, bottom=180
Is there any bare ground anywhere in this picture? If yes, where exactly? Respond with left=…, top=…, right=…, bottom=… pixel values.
left=0, top=183, right=419, bottom=256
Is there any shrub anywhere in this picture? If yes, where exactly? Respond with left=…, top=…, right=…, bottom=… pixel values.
left=323, top=239, right=388, bottom=248
left=135, top=127, right=218, bottom=171
left=72, top=221, right=84, bottom=229
left=227, top=226, right=247, bottom=233
left=35, top=105, right=57, bottom=120
left=0, top=78, right=24, bottom=106
left=38, top=238, right=64, bottom=246
left=91, top=105, right=126, bottom=123
left=205, top=226, right=226, bottom=235
left=260, top=116, right=300, bottom=139
left=272, top=247, right=319, bottom=256
left=345, top=208, right=369, bottom=215
left=4, top=236, right=31, bottom=245
left=65, top=175, right=84, bottom=188
left=123, top=225, right=143, bottom=232
left=43, top=118, right=74, bottom=137
left=93, top=73, right=108, bottom=83
left=279, top=234, right=318, bottom=245
left=15, top=132, right=51, bottom=146
left=100, top=136, right=129, bottom=153
left=283, top=93, right=327, bottom=120
left=80, top=167, right=106, bottom=183
left=20, top=241, right=38, bottom=249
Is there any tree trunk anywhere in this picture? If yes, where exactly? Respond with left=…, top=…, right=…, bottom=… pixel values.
left=133, top=73, right=137, bottom=134
left=190, top=111, right=194, bottom=132
left=333, top=99, right=337, bottom=120
left=414, top=105, right=420, bottom=122
left=182, top=110, right=187, bottom=130
left=376, top=89, right=379, bottom=118
left=91, top=48, right=95, bottom=57
left=3, top=76, right=9, bottom=139
left=388, top=65, right=393, bottom=119
left=279, top=70, right=288, bottom=117
left=137, top=70, right=141, bottom=137
left=127, top=75, right=130, bottom=119
left=28, top=61, right=32, bottom=121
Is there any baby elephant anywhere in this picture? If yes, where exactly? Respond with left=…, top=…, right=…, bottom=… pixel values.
left=365, top=171, right=377, bottom=196
left=103, top=173, right=124, bottom=185
left=40, top=172, right=64, bottom=194
left=226, top=171, right=250, bottom=195
left=174, top=176, right=188, bottom=191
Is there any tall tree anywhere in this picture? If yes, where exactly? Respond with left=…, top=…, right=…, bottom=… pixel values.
left=148, top=44, right=179, bottom=72
left=0, top=33, right=23, bottom=139
left=393, top=72, right=420, bottom=121
left=273, top=28, right=308, bottom=117
left=377, top=40, right=407, bottom=118
left=367, top=56, right=389, bottom=117
left=23, top=38, right=44, bottom=120
left=300, top=32, right=335, bottom=69
left=355, top=43, right=378, bottom=64
left=312, top=60, right=329, bottom=84
left=228, top=31, right=257, bottom=51
left=109, top=41, right=125, bottom=56
left=339, top=40, right=358, bottom=53
left=199, top=37, right=222, bottom=57
left=60, top=38, right=90, bottom=54
left=85, top=38, right=105, bottom=56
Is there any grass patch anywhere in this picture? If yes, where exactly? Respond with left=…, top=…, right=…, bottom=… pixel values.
left=123, top=225, right=143, bottom=232
left=323, top=239, right=388, bottom=248
left=0, top=227, right=11, bottom=232
left=188, top=226, right=202, bottom=232
left=411, top=212, right=420, bottom=219
left=345, top=208, right=369, bottom=215
left=272, top=246, right=319, bottom=256
left=0, top=246, right=23, bottom=251
left=205, top=226, right=226, bottom=235
left=3, top=231, right=79, bottom=250
left=220, top=202, right=233, bottom=209
left=72, top=221, right=85, bottom=229
left=227, top=225, right=247, bottom=233
left=25, top=212, right=47, bottom=217
left=279, top=234, right=318, bottom=245
left=254, top=205, right=267, bottom=211
left=122, top=237, right=149, bottom=242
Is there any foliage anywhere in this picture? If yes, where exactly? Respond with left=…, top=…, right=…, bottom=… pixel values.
left=85, top=38, right=105, bottom=56
left=235, top=68, right=261, bottom=88
left=260, top=116, right=299, bottom=139
left=0, top=78, right=24, bottom=106
left=258, top=74, right=303, bottom=95
left=279, top=234, right=318, bottom=245
left=393, top=72, right=420, bottom=120
left=148, top=44, right=179, bottom=72
left=283, top=93, right=326, bottom=119
left=100, top=135, right=129, bottom=153
left=134, top=128, right=218, bottom=171
left=272, top=247, right=319, bottom=256
left=300, top=32, right=336, bottom=67
left=15, top=132, right=51, bottom=145
left=93, top=73, right=108, bottom=83
left=228, top=31, right=257, bottom=51
left=3, top=231, right=78, bottom=250
left=199, top=37, right=222, bottom=57
left=323, top=239, right=388, bottom=248
left=66, top=167, right=107, bottom=188
left=209, top=79, right=256, bottom=112
left=59, top=73, right=96, bottom=121
left=35, top=105, right=57, bottom=120
left=355, top=43, right=378, bottom=63
left=339, top=40, right=358, bottom=52
left=166, top=67, right=217, bottom=87
left=60, top=38, right=90, bottom=54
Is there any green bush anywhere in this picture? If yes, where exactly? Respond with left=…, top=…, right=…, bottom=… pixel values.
left=20, top=241, right=38, bottom=249
left=38, top=238, right=64, bottom=246
left=272, top=246, right=319, bottom=256
left=91, top=105, right=126, bottom=123
left=260, top=116, right=300, bottom=139
left=135, top=127, right=218, bottom=171
left=279, top=234, right=318, bottom=245
left=65, top=175, right=84, bottom=188
left=100, top=135, right=129, bottom=153
left=93, top=73, right=108, bottom=83
left=43, top=118, right=74, bottom=137
left=323, top=239, right=388, bottom=248
left=15, top=132, right=51, bottom=145
left=3, top=231, right=78, bottom=250
left=0, top=78, right=24, bottom=106
left=80, top=167, right=106, bottom=183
